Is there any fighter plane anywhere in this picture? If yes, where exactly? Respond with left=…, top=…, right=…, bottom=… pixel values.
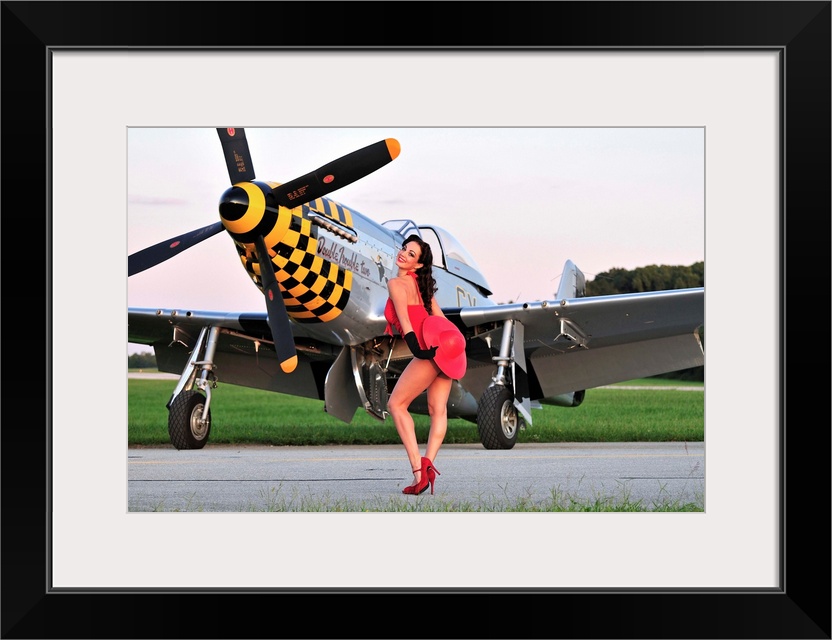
left=128, top=128, right=705, bottom=451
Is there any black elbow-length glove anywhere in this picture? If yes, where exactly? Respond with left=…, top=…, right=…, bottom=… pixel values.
left=404, top=332, right=437, bottom=360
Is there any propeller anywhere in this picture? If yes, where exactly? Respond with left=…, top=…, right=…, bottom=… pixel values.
left=215, top=129, right=400, bottom=373
left=268, top=138, right=401, bottom=209
left=128, top=127, right=401, bottom=374
left=128, top=221, right=225, bottom=277
left=217, top=127, right=256, bottom=183
left=253, top=234, right=297, bottom=373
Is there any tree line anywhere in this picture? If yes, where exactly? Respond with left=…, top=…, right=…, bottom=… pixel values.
left=128, top=351, right=158, bottom=369
left=586, top=261, right=704, bottom=296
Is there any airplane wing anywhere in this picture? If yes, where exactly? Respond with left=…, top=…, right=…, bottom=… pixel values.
left=129, top=285, right=703, bottom=432
left=443, top=287, right=705, bottom=405
left=128, top=308, right=336, bottom=400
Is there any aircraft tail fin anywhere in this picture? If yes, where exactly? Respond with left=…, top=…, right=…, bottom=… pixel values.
left=556, top=259, right=587, bottom=300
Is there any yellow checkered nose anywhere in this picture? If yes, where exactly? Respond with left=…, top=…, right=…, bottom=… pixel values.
left=223, top=187, right=352, bottom=325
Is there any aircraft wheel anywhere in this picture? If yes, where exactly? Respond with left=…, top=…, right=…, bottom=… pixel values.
left=168, top=390, right=211, bottom=450
left=476, top=385, right=519, bottom=450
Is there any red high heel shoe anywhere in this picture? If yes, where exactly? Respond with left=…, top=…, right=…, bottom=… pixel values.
left=402, top=466, right=429, bottom=495
left=422, top=456, right=441, bottom=495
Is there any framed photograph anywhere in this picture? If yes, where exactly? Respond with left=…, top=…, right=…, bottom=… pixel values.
left=5, top=2, right=829, bottom=638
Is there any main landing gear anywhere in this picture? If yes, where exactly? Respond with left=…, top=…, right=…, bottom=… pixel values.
left=166, top=325, right=219, bottom=450
left=475, top=319, right=530, bottom=450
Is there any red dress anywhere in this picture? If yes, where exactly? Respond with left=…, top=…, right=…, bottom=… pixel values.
left=384, top=273, right=430, bottom=348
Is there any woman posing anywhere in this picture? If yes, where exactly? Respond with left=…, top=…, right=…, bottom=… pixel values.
left=384, top=234, right=466, bottom=495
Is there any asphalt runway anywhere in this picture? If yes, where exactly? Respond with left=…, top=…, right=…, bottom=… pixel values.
left=127, top=441, right=705, bottom=512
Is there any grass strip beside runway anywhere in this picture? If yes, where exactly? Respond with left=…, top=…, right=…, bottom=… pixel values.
left=128, top=379, right=704, bottom=446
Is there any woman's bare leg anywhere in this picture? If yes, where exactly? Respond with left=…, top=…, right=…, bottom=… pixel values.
left=425, top=374, right=453, bottom=463
left=387, top=359, right=440, bottom=486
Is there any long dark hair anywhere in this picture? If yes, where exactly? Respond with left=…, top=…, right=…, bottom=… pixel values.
left=404, top=234, right=437, bottom=314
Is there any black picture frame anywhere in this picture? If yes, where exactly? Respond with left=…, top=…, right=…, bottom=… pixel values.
left=3, top=2, right=829, bottom=638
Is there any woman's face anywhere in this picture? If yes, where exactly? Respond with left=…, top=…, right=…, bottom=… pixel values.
left=397, top=241, right=423, bottom=271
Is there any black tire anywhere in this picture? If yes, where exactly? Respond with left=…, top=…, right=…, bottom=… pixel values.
left=168, top=390, right=211, bottom=450
left=476, top=385, right=520, bottom=450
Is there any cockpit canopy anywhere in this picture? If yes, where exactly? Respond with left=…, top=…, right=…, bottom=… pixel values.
left=382, top=219, right=492, bottom=296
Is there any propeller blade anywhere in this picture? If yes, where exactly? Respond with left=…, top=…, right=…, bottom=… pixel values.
left=217, top=127, right=256, bottom=183
left=254, top=235, right=298, bottom=373
left=271, top=138, right=401, bottom=209
left=128, top=221, right=225, bottom=277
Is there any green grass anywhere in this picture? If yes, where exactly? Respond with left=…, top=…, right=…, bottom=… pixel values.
left=128, top=378, right=703, bottom=446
